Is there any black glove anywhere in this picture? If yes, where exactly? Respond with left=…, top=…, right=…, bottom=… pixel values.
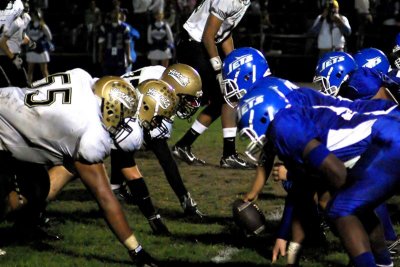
left=128, top=247, right=159, bottom=267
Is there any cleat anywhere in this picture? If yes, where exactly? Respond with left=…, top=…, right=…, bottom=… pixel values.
left=0, top=248, right=6, bottom=256
left=112, top=185, right=135, bottom=204
left=172, top=145, right=205, bottom=165
left=387, top=236, right=400, bottom=259
left=220, top=153, right=256, bottom=169
left=13, top=225, right=62, bottom=242
left=148, top=214, right=171, bottom=236
left=181, top=193, right=205, bottom=219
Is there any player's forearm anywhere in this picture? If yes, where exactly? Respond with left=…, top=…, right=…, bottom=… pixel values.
left=202, top=34, right=219, bottom=60
left=221, top=35, right=234, bottom=56
left=76, top=162, right=137, bottom=247
left=0, top=37, right=13, bottom=59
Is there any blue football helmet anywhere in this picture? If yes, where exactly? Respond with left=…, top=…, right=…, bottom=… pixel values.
left=393, top=33, right=400, bottom=69
left=313, top=51, right=357, bottom=96
left=237, top=82, right=290, bottom=162
left=222, top=47, right=271, bottom=107
left=353, top=47, right=391, bottom=74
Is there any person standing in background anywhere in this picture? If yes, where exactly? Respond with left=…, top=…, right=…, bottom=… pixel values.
left=309, top=0, right=351, bottom=57
left=25, top=8, right=53, bottom=84
left=354, top=0, right=373, bottom=50
left=98, top=7, right=132, bottom=76
left=147, top=11, right=174, bottom=67
left=120, top=8, right=140, bottom=72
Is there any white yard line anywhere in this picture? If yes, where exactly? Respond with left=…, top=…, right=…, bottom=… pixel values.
left=0, top=248, right=6, bottom=256
left=211, top=247, right=240, bottom=263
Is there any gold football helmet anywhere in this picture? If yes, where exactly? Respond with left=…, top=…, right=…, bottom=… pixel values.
left=136, top=79, right=178, bottom=130
left=93, top=76, right=138, bottom=135
left=160, top=63, right=203, bottom=119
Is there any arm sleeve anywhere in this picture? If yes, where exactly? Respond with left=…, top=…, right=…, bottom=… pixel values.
left=43, top=24, right=52, bottom=41
left=308, top=15, right=323, bottom=35
left=276, top=194, right=294, bottom=240
left=337, top=16, right=351, bottom=36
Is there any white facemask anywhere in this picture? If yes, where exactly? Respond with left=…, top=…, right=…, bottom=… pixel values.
left=113, top=118, right=143, bottom=152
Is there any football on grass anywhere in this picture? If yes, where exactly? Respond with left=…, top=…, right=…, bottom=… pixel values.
left=232, top=199, right=266, bottom=237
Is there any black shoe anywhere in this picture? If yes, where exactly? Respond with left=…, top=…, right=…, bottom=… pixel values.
left=37, top=211, right=51, bottom=228
left=172, top=145, right=205, bottom=165
left=220, top=153, right=256, bottom=169
left=13, top=224, right=62, bottom=242
left=387, top=236, right=400, bottom=259
left=148, top=214, right=170, bottom=236
left=129, top=246, right=159, bottom=267
left=112, top=185, right=135, bottom=204
left=181, top=193, right=205, bottom=219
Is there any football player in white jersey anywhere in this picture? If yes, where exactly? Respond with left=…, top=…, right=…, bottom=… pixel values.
left=0, top=68, right=159, bottom=266
left=171, top=0, right=255, bottom=169
left=0, top=0, right=30, bottom=87
left=109, top=64, right=204, bottom=236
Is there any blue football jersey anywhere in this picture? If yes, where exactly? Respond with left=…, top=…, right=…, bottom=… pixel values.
left=269, top=105, right=395, bottom=169
left=287, top=86, right=397, bottom=114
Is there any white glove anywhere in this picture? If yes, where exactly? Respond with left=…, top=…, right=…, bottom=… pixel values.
left=12, top=55, right=23, bottom=70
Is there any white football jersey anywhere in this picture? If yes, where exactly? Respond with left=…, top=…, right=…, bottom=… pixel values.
left=183, top=0, right=250, bottom=43
left=0, top=68, right=111, bottom=165
left=121, top=65, right=166, bottom=88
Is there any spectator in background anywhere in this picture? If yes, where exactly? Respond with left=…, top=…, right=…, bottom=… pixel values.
left=131, top=0, right=152, bottom=57
left=85, top=0, right=102, bottom=33
left=0, top=0, right=30, bottom=88
left=98, top=7, right=132, bottom=76
left=309, top=0, right=351, bottom=57
left=84, top=0, right=102, bottom=62
left=148, top=0, right=164, bottom=15
left=354, top=0, right=373, bottom=50
left=147, top=11, right=174, bottom=67
left=25, top=8, right=53, bottom=84
left=120, top=8, right=140, bottom=72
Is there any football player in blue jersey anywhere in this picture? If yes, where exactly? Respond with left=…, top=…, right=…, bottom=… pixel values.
left=315, top=50, right=400, bottom=104
left=238, top=84, right=400, bottom=267
left=222, top=48, right=400, bottom=265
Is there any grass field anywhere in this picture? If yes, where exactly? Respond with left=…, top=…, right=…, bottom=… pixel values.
left=1, top=109, right=400, bottom=266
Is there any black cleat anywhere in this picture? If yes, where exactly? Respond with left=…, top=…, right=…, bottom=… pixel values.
left=13, top=225, right=62, bottom=242
left=220, top=153, right=256, bottom=169
left=172, top=145, right=205, bottom=165
left=129, top=246, right=159, bottom=267
left=148, top=214, right=171, bottom=236
left=181, top=193, right=205, bottom=219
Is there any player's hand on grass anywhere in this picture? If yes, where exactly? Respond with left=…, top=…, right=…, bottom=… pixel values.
left=272, top=238, right=287, bottom=263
